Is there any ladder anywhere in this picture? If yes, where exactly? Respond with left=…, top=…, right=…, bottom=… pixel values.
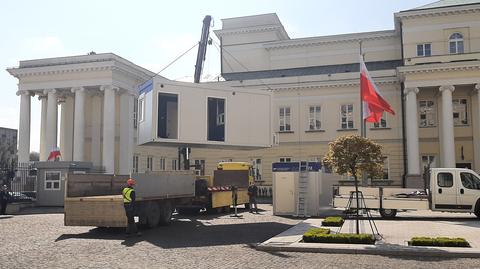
left=296, top=161, right=310, bottom=217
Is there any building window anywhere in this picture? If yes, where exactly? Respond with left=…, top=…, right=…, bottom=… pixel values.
left=133, top=155, right=139, bottom=173
left=373, top=112, right=387, bottom=128
left=421, top=155, right=436, bottom=174
left=419, top=100, right=436, bottom=127
left=280, top=157, right=292, bottom=163
left=146, top=156, right=153, bottom=171
left=159, top=157, right=166, bottom=171
left=449, top=33, right=464, bottom=54
left=340, top=104, right=354, bottom=129
left=308, top=106, right=321, bottom=130
left=172, top=159, right=178, bottom=171
left=252, top=158, right=262, bottom=181
left=417, top=43, right=431, bottom=57
left=194, top=160, right=205, bottom=175
left=138, top=97, right=145, bottom=122
left=453, top=98, right=468, bottom=126
left=279, top=107, right=291, bottom=132
left=381, top=157, right=389, bottom=180
left=45, top=171, right=61, bottom=190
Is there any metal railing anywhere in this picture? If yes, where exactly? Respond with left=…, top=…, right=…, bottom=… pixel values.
left=0, top=162, right=37, bottom=200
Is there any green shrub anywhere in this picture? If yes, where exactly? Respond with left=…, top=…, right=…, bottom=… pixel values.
left=410, top=237, right=470, bottom=247
left=303, top=230, right=375, bottom=244
left=321, top=216, right=344, bottom=227
left=302, top=228, right=330, bottom=240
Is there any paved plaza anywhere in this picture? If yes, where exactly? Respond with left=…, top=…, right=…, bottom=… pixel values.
left=0, top=204, right=479, bottom=268
left=260, top=210, right=480, bottom=257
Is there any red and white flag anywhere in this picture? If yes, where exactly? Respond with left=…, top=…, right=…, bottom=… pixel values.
left=360, top=56, right=395, bottom=123
left=47, top=147, right=61, bottom=161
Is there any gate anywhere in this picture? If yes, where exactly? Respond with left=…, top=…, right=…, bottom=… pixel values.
left=0, top=162, right=37, bottom=199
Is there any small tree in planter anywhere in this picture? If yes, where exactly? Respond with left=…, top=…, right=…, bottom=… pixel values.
left=323, top=135, right=384, bottom=186
left=323, top=135, right=384, bottom=234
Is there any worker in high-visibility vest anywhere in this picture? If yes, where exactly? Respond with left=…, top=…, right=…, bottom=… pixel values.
left=122, top=178, right=140, bottom=237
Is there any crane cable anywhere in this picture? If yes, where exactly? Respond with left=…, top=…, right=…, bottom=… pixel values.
left=145, top=42, right=199, bottom=82
left=210, top=38, right=274, bottom=91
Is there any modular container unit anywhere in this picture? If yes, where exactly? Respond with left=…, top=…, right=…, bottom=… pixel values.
left=137, top=77, right=273, bottom=148
left=272, top=162, right=323, bottom=216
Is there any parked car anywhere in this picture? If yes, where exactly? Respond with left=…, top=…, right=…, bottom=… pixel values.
left=8, top=191, right=33, bottom=202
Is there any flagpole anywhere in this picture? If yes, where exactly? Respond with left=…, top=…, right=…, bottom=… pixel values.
left=359, top=41, right=366, bottom=138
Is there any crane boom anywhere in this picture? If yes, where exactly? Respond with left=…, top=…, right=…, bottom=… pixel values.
left=194, top=15, right=212, bottom=83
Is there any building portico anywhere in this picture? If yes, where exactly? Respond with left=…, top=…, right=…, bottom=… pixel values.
left=7, top=53, right=154, bottom=174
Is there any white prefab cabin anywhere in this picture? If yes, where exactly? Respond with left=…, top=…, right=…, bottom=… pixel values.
left=137, top=77, right=274, bottom=148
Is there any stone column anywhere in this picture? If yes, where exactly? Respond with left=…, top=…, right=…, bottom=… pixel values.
left=39, top=95, right=47, bottom=161
left=72, top=87, right=86, bottom=161
left=17, top=91, right=31, bottom=163
left=63, top=96, right=74, bottom=161
left=101, top=85, right=117, bottom=173
left=91, top=94, right=102, bottom=167
left=59, top=99, right=66, bottom=159
left=475, top=84, right=480, bottom=171
left=45, top=89, right=58, bottom=157
left=405, top=88, right=420, bottom=175
left=440, top=85, right=456, bottom=168
left=119, top=92, right=135, bottom=174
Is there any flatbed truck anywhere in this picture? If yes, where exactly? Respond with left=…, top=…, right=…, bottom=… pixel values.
left=64, top=171, right=196, bottom=228
left=333, top=168, right=480, bottom=218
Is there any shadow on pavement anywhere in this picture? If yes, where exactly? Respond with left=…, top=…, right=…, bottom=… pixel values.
left=15, top=206, right=64, bottom=215
left=56, top=216, right=293, bottom=249
left=376, top=242, right=466, bottom=261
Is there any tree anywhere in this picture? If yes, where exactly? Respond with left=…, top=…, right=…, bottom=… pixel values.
left=30, top=151, right=40, bottom=162
left=323, top=135, right=385, bottom=235
left=323, top=135, right=384, bottom=185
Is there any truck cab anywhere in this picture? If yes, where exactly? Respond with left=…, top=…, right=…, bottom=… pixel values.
left=429, top=168, right=480, bottom=216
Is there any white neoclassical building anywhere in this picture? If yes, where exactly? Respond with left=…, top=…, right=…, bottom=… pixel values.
left=7, top=0, right=480, bottom=188
left=7, top=53, right=154, bottom=174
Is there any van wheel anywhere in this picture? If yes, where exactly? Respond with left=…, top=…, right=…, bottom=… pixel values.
left=379, top=209, right=397, bottom=218
left=474, top=200, right=480, bottom=219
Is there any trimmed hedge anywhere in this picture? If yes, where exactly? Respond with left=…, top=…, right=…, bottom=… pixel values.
left=321, top=216, right=344, bottom=227
left=410, top=237, right=470, bottom=247
left=303, top=229, right=375, bottom=244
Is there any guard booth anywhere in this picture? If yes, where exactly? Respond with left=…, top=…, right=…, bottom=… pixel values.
left=272, top=162, right=322, bottom=217
left=34, top=162, right=92, bottom=206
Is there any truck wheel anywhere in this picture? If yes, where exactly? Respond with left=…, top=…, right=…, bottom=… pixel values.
left=158, top=201, right=173, bottom=226
left=146, top=202, right=161, bottom=228
left=223, top=206, right=230, bottom=213
left=379, top=209, right=397, bottom=219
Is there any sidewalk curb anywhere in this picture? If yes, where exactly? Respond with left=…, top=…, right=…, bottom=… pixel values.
left=256, top=242, right=480, bottom=258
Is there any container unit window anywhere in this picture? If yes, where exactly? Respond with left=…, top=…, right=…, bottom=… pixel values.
left=158, top=93, right=178, bottom=139
left=207, top=97, right=225, bottom=141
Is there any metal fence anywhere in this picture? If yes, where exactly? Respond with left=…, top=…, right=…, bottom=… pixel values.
left=0, top=162, right=37, bottom=199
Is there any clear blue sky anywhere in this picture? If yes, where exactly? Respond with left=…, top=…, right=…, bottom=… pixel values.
left=0, top=0, right=432, bottom=152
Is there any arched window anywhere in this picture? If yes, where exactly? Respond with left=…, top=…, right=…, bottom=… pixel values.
left=449, top=33, right=464, bottom=54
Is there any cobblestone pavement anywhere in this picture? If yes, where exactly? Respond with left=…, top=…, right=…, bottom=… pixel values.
left=0, top=204, right=478, bottom=269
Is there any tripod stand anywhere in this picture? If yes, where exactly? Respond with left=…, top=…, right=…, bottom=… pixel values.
left=338, top=190, right=381, bottom=239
